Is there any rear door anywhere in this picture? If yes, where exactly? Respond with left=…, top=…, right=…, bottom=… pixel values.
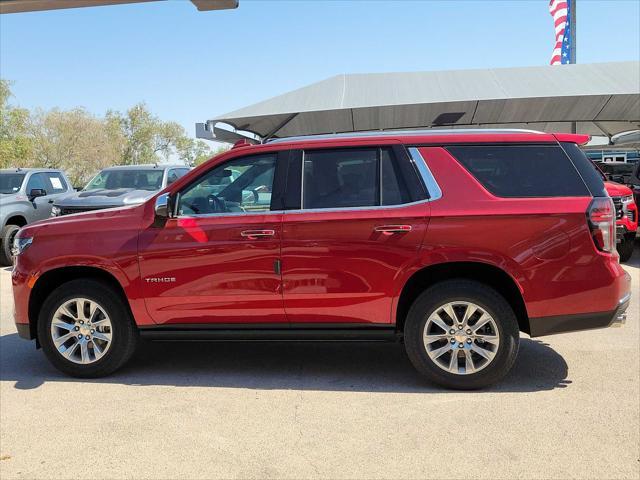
left=280, top=145, right=430, bottom=325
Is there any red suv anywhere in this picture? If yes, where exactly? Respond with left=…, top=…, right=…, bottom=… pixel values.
left=12, top=130, right=631, bottom=389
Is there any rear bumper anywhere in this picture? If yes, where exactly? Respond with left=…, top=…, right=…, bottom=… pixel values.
left=529, top=291, right=631, bottom=337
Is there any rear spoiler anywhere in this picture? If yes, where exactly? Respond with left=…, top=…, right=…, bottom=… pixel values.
left=553, top=133, right=591, bottom=146
left=196, top=122, right=260, bottom=145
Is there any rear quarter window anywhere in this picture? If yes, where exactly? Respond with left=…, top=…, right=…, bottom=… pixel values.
left=446, top=145, right=590, bottom=197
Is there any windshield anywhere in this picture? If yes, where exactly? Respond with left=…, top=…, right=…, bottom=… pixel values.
left=84, top=169, right=164, bottom=191
left=0, top=173, right=26, bottom=194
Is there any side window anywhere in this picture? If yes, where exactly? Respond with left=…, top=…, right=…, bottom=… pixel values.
left=178, top=154, right=276, bottom=215
left=43, top=172, right=68, bottom=193
left=167, top=168, right=191, bottom=185
left=166, top=170, right=180, bottom=186
left=302, top=147, right=410, bottom=209
left=26, top=173, right=47, bottom=194
left=381, top=149, right=411, bottom=206
left=447, top=145, right=590, bottom=198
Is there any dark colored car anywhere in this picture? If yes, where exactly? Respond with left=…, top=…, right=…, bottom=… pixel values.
left=51, top=164, right=191, bottom=216
left=12, top=130, right=631, bottom=389
left=595, top=161, right=636, bottom=185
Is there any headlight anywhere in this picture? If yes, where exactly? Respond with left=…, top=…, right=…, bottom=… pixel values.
left=12, top=236, right=33, bottom=256
left=621, top=195, right=634, bottom=204
left=51, top=205, right=61, bottom=217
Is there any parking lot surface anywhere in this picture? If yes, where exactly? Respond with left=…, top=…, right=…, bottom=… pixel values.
left=1, top=246, right=639, bottom=480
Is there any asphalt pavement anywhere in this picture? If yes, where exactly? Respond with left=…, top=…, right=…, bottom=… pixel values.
left=1, top=245, right=639, bottom=479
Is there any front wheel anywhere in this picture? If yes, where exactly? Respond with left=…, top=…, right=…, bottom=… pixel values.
left=404, top=280, right=520, bottom=390
left=38, top=279, right=138, bottom=378
left=0, top=224, right=20, bottom=266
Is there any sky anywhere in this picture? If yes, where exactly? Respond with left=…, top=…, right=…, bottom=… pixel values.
left=1, top=0, right=639, bottom=138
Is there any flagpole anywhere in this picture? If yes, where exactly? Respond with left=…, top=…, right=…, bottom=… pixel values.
left=570, top=0, right=576, bottom=64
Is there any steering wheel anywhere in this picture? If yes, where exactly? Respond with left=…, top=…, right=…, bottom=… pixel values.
left=207, top=194, right=226, bottom=213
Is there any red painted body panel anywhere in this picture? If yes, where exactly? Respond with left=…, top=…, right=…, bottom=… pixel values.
left=418, top=147, right=629, bottom=318
left=12, top=205, right=156, bottom=327
left=11, top=131, right=631, bottom=337
left=137, top=212, right=285, bottom=324
left=604, top=181, right=638, bottom=233
left=281, top=202, right=429, bottom=324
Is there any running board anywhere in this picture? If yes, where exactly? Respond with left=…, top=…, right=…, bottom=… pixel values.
left=139, top=324, right=398, bottom=342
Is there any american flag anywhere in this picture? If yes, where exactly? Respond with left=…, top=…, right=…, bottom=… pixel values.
left=549, top=0, right=573, bottom=65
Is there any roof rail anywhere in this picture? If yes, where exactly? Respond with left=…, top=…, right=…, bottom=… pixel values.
left=265, top=128, right=547, bottom=144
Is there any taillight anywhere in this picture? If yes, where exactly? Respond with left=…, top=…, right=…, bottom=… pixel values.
left=587, top=197, right=616, bottom=253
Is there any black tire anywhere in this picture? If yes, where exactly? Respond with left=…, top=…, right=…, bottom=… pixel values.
left=617, top=234, right=635, bottom=263
left=404, top=280, right=519, bottom=390
left=38, top=279, right=138, bottom=378
left=0, top=224, right=20, bottom=266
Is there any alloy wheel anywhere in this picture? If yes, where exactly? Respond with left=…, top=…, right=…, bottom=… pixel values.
left=423, top=301, right=500, bottom=375
left=50, top=298, right=113, bottom=364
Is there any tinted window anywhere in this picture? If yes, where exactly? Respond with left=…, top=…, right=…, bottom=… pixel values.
left=447, top=145, right=589, bottom=197
left=178, top=154, right=276, bottom=215
left=26, top=173, right=47, bottom=193
left=85, top=169, right=164, bottom=191
left=381, top=149, right=411, bottom=206
left=562, top=143, right=607, bottom=197
left=0, top=173, right=25, bottom=194
left=302, top=148, right=410, bottom=209
left=43, top=172, right=67, bottom=193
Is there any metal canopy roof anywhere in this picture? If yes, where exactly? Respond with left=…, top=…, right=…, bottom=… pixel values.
left=0, top=0, right=238, bottom=14
left=203, top=61, right=640, bottom=142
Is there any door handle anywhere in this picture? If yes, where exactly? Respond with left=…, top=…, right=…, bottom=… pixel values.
left=240, top=229, right=275, bottom=239
left=374, top=225, right=412, bottom=234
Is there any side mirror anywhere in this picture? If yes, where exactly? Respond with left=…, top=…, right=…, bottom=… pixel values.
left=29, top=188, right=47, bottom=200
left=155, top=193, right=172, bottom=219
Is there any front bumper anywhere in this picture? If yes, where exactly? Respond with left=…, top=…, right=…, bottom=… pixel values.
left=529, top=288, right=631, bottom=337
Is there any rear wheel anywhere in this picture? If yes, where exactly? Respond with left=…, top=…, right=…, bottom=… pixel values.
left=617, top=233, right=635, bottom=263
left=0, top=224, right=20, bottom=266
left=404, top=280, right=519, bottom=390
left=38, top=279, right=138, bottom=377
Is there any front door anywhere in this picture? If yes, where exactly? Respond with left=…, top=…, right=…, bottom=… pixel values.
left=26, top=172, right=70, bottom=221
left=281, top=146, right=430, bottom=325
left=138, top=152, right=286, bottom=325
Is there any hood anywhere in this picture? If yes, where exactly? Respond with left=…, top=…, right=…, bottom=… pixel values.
left=54, top=188, right=155, bottom=207
left=0, top=192, right=21, bottom=204
left=604, top=181, right=633, bottom=197
left=21, top=201, right=146, bottom=237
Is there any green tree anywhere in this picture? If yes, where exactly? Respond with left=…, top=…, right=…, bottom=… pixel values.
left=29, top=108, right=121, bottom=187
left=106, top=103, right=212, bottom=166
left=1, top=79, right=215, bottom=180
left=0, top=80, right=33, bottom=168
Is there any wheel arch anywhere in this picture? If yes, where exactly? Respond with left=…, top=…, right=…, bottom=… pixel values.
left=28, top=266, right=132, bottom=343
left=4, top=214, right=27, bottom=228
left=395, top=262, right=530, bottom=335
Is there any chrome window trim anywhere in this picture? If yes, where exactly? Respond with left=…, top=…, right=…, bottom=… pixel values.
left=408, top=147, right=442, bottom=201
left=176, top=209, right=284, bottom=219
left=300, top=150, right=305, bottom=209
left=283, top=199, right=430, bottom=215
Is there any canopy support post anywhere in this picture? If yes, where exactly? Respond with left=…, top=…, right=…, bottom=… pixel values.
left=263, top=113, right=299, bottom=143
